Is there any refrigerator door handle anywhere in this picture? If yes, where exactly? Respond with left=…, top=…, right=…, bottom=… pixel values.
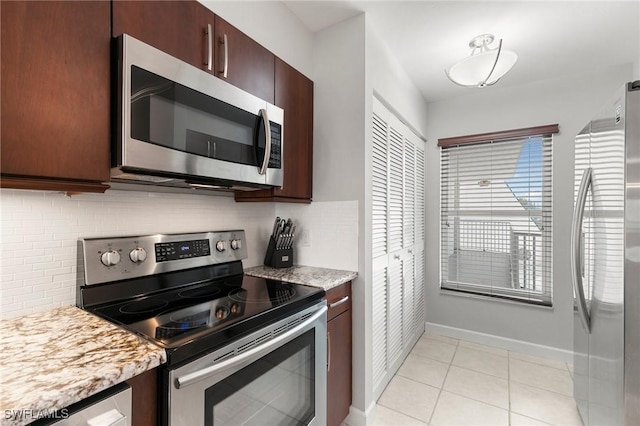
left=572, top=167, right=592, bottom=333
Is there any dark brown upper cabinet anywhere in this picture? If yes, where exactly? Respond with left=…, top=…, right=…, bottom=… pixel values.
left=112, top=1, right=204, bottom=72
left=0, top=1, right=111, bottom=193
left=235, top=59, right=314, bottom=203
left=214, top=16, right=275, bottom=104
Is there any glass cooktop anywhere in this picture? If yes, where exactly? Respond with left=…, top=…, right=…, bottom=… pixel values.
left=88, top=273, right=323, bottom=364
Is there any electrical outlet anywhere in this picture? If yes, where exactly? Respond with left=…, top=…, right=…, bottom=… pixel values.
left=300, top=229, right=311, bottom=247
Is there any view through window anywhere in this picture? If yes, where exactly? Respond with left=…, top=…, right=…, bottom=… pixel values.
left=439, top=126, right=557, bottom=305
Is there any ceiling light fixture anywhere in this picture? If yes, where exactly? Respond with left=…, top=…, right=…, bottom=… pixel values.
left=445, top=34, right=518, bottom=88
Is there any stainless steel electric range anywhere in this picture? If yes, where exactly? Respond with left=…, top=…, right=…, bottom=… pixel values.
left=77, top=230, right=327, bottom=426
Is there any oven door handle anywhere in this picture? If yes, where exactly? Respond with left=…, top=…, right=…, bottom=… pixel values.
left=175, top=305, right=327, bottom=389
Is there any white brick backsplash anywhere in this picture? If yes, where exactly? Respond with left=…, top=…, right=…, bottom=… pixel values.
left=33, top=282, right=62, bottom=293
left=275, top=200, right=359, bottom=271
left=24, top=255, right=54, bottom=265
left=33, top=262, right=62, bottom=271
left=1, top=258, right=24, bottom=267
left=2, top=287, right=33, bottom=297
left=1, top=191, right=360, bottom=319
left=1, top=242, right=33, bottom=251
left=14, top=270, right=44, bottom=280
left=1, top=188, right=276, bottom=319
left=2, top=280, right=29, bottom=289
left=23, top=276, right=53, bottom=287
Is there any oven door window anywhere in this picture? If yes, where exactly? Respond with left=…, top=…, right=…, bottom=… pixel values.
left=130, top=66, right=266, bottom=167
left=204, top=330, right=315, bottom=425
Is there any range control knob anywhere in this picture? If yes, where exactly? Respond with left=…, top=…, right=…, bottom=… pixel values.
left=129, top=247, right=147, bottom=264
left=100, top=250, right=121, bottom=267
left=215, top=306, right=229, bottom=320
left=230, top=239, right=242, bottom=250
left=215, top=240, right=227, bottom=252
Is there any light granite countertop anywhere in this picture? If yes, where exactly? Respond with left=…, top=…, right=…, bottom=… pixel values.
left=244, top=265, right=357, bottom=291
left=0, top=306, right=166, bottom=426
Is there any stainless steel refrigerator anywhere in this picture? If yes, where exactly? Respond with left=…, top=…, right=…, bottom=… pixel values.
left=572, top=81, right=640, bottom=425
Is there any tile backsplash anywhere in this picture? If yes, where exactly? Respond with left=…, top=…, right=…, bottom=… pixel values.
left=0, top=189, right=359, bottom=319
left=0, top=189, right=274, bottom=319
left=275, top=200, right=359, bottom=272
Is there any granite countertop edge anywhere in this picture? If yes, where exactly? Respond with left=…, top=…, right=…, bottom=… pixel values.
left=244, top=265, right=358, bottom=291
left=0, top=306, right=166, bottom=426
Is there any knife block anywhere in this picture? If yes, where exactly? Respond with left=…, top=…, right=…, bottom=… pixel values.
left=264, top=236, right=293, bottom=268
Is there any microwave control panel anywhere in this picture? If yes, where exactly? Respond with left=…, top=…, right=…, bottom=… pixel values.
left=269, top=123, right=282, bottom=169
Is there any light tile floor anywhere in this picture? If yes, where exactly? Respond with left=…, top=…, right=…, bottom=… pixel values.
left=373, top=332, right=583, bottom=426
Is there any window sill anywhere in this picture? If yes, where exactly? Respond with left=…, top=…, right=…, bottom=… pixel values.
left=439, top=288, right=554, bottom=310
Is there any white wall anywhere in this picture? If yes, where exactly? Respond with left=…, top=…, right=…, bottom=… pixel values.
left=311, top=14, right=370, bottom=423
left=312, top=16, right=367, bottom=203
left=424, top=63, right=634, bottom=355
left=366, top=24, right=429, bottom=138
left=198, top=0, right=314, bottom=77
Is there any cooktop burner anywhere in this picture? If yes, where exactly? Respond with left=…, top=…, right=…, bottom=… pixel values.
left=119, top=299, right=169, bottom=314
left=228, top=283, right=296, bottom=305
left=178, top=286, right=222, bottom=299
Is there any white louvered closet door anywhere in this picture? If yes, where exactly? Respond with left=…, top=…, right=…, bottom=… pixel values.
left=402, top=251, right=415, bottom=343
left=371, top=99, right=390, bottom=392
left=388, top=117, right=404, bottom=254
left=372, top=264, right=388, bottom=390
left=372, top=109, right=388, bottom=260
left=404, top=138, right=416, bottom=248
left=414, top=142, right=426, bottom=331
left=387, top=256, right=404, bottom=367
left=387, top=113, right=406, bottom=371
left=371, top=97, right=426, bottom=400
left=402, top=134, right=416, bottom=342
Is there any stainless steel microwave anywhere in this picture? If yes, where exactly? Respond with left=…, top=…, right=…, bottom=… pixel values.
left=112, top=34, right=283, bottom=192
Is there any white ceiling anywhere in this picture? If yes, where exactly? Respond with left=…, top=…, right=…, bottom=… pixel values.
left=284, top=1, right=640, bottom=103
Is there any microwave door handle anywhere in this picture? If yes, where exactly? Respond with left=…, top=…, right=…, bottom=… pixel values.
left=258, top=108, right=272, bottom=175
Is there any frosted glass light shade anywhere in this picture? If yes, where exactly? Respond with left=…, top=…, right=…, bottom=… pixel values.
left=445, top=35, right=518, bottom=88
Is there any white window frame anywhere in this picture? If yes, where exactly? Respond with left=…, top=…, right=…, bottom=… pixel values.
left=438, top=125, right=558, bottom=306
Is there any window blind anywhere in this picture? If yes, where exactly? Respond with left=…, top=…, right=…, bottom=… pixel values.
left=440, top=131, right=554, bottom=306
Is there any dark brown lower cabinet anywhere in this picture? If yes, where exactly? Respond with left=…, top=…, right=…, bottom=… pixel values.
left=326, top=282, right=352, bottom=426
left=125, top=368, right=158, bottom=426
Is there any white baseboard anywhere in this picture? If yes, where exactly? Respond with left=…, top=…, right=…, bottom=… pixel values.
left=344, top=401, right=376, bottom=426
left=425, top=321, right=574, bottom=363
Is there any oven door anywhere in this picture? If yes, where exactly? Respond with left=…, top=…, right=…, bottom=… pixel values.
left=166, top=302, right=327, bottom=426
left=115, top=34, right=283, bottom=188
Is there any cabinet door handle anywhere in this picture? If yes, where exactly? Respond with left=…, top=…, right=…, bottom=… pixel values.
left=329, top=295, right=349, bottom=309
left=205, top=24, right=213, bottom=71
left=327, top=331, right=331, bottom=372
left=219, top=33, right=228, bottom=78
